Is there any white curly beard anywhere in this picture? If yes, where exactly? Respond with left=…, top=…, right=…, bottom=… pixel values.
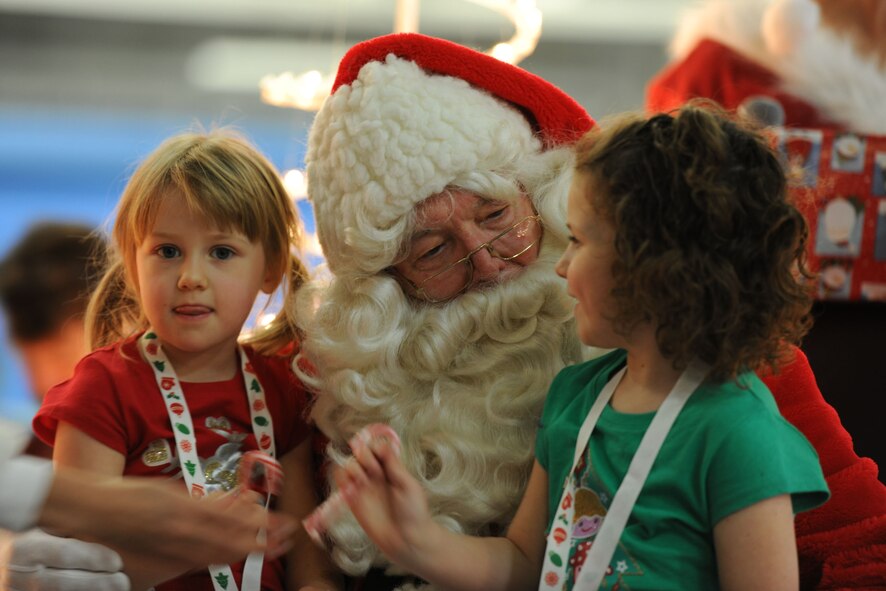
left=294, top=242, right=581, bottom=583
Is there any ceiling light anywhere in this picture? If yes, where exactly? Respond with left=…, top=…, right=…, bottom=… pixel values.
left=260, top=0, right=542, bottom=111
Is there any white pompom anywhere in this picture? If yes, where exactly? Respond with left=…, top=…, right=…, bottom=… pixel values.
left=762, top=0, right=821, bottom=56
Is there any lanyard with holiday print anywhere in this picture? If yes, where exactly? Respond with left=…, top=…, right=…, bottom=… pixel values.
left=139, top=330, right=276, bottom=591
left=539, top=358, right=709, bottom=591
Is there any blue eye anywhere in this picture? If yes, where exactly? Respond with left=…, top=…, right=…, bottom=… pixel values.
left=212, top=246, right=235, bottom=260
left=157, top=245, right=179, bottom=259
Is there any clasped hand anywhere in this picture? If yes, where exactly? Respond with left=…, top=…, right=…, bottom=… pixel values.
left=336, top=429, right=435, bottom=572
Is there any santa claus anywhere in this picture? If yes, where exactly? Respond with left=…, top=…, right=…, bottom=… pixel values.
left=294, top=33, right=589, bottom=588
left=646, top=1, right=886, bottom=588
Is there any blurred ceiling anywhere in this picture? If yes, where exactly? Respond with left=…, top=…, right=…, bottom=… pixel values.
left=0, top=0, right=696, bottom=211
left=0, top=0, right=695, bottom=124
left=0, top=0, right=693, bottom=43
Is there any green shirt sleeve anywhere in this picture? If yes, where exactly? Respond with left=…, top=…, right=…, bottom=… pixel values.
left=703, top=378, right=830, bottom=525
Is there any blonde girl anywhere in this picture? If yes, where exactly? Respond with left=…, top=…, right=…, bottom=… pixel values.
left=34, top=130, right=340, bottom=591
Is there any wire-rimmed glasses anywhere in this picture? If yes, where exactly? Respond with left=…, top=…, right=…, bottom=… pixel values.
left=396, top=214, right=542, bottom=303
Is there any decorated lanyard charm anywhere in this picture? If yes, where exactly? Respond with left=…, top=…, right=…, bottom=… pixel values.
left=539, top=359, right=708, bottom=591
left=303, top=423, right=401, bottom=547
left=239, top=450, right=284, bottom=500
left=139, top=331, right=276, bottom=591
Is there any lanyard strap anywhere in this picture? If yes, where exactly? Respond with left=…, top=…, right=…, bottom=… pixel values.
left=139, top=331, right=276, bottom=591
left=540, top=358, right=709, bottom=591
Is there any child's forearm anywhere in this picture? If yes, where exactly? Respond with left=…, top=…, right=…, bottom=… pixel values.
left=397, top=520, right=538, bottom=591
left=40, top=470, right=191, bottom=590
left=337, top=429, right=544, bottom=590
left=43, top=464, right=288, bottom=581
left=387, top=463, right=549, bottom=591
left=39, top=468, right=124, bottom=539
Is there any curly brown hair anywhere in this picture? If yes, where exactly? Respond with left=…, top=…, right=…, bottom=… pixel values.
left=573, top=101, right=813, bottom=382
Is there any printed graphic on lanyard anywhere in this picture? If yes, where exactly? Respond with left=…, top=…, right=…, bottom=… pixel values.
left=569, top=469, right=644, bottom=588
left=140, top=330, right=276, bottom=477
left=541, top=450, right=642, bottom=589
left=139, top=330, right=273, bottom=591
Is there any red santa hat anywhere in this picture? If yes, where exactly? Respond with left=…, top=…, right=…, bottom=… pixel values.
left=306, top=33, right=593, bottom=276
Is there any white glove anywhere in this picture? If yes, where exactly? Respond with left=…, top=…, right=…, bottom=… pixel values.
left=0, top=529, right=130, bottom=591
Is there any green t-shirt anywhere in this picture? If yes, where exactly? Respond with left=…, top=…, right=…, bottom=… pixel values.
left=536, top=350, right=829, bottom=590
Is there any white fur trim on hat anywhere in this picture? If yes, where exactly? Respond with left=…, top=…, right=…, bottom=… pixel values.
left=306, top=54, right=541, bottom=276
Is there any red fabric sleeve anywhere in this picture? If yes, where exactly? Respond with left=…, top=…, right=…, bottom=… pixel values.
left=761, top=346, right=886, bottom=589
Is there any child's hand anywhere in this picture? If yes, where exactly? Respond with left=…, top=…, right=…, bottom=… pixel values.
left=213, top=489, right=296, bottom=561
left=337, top=427, right=432, bottom=569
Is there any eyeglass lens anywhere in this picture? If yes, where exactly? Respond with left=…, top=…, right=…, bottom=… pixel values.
left=418, top=216, right=539, bottom=301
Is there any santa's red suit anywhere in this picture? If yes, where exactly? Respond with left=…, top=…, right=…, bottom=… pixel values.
left=647, top=1, right=886, bottom=588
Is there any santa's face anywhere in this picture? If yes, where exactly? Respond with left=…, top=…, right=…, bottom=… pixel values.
left=392, top=191, right=542, bottom=302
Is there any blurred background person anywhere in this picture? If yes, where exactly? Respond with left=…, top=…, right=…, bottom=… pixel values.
left=0, top=221, right=107, bottom=459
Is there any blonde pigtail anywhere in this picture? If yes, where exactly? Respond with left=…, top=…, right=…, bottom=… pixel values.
left=85, top=258, right=143, bottom=350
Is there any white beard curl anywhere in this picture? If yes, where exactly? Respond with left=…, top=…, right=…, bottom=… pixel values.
left=294, top=240, right=582, bottom=577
